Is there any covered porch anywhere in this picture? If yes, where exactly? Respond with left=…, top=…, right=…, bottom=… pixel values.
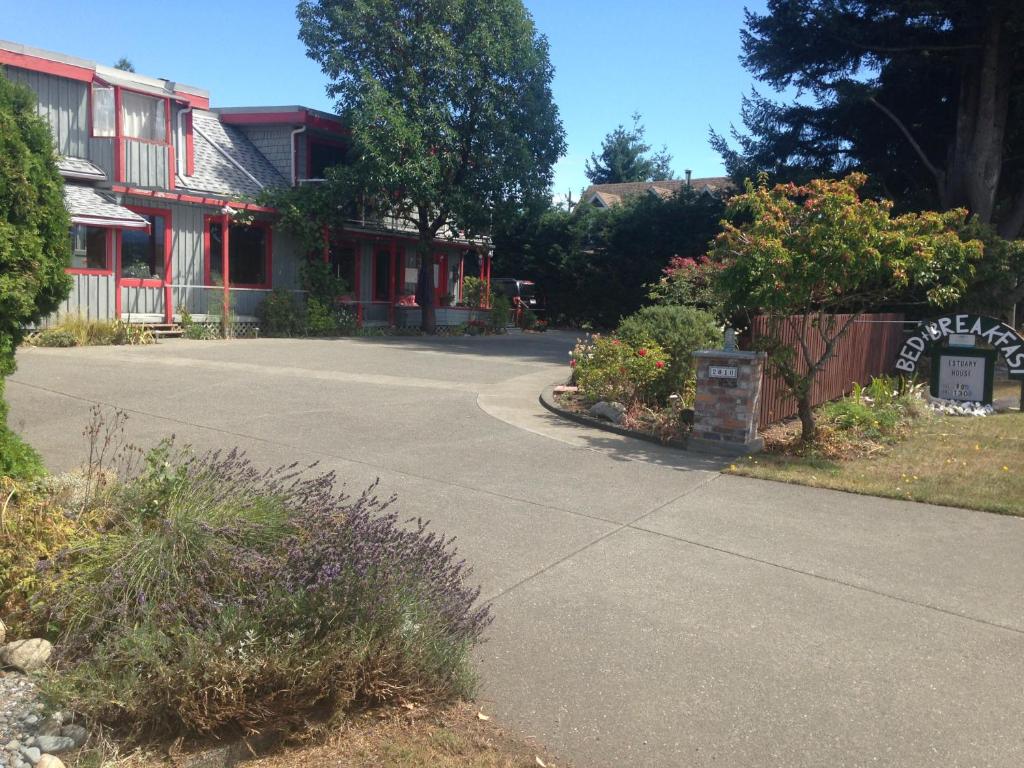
left=325, top=228, right=493, bottom=328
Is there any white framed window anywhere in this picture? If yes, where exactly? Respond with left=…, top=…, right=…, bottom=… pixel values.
left=121, top=91, right=166, bottom=142
left=91, top=85, right=115, bottom=137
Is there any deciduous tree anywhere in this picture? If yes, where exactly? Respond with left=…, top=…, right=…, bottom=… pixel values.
left=712, top=174, right=982, bottom=442
left=297, top=0, right=565, bottom=332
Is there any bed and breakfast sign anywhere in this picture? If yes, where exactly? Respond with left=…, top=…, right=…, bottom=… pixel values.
left=893, top=314, right=1020, bottom=405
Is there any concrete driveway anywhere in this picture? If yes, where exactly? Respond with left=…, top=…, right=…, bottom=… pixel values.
left=8, top=332, right=1024, bottom=768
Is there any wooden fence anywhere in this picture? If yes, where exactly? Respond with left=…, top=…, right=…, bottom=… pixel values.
left=751, top=313, right=906, bottom=428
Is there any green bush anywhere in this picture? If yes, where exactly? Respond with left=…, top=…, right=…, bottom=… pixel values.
left=821, top=376, right=923, bottom=440
left=0, top=382, right=45, bottom=481
left=617, top=305, right=722, bottom=404
left=570, top=335, right=670, bottom=405
left=460, top=276, right=488, bottom=308
left=33, top=328, right=78, bottom=347
left=489, top=294, right=512, bottom=331
left=38, top=442, right=490, bottom=740
left=257, top=289, right=306, bottom=337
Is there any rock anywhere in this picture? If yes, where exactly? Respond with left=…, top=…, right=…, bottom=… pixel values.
left=35, top=757, right=65, bottom=768
left=56, top=726, right=85, bottom=749
left=18, top=747, right=39, bottom=765
left=31, top=737, right=74, bottom=756
left=0, top=641, right=52, bottom=674
left=0, top=619, right=6, bottom=645
left=33, top=720, right=59, bottom=738
left=588, top=401, right=627, bottom=425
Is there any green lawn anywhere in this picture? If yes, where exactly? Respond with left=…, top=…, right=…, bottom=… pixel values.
left=729, top=411, right=1024, bottom=516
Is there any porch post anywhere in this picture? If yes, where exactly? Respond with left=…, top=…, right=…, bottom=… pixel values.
left=221, top=212, right=230, bottom=338
left=354, top=243, right=363, bottom=326
left=114, top=229, right=123, bottom=319
left=388, top=238, right=397, bottom=326
left=458, top=250, right=465, bottom=304
left=484, top=251, right=492, bottom=308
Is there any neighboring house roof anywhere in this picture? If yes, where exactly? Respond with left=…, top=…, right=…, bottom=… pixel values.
left=580, top=177, right=732, bottom=209
left=64, top=184, right=149, bottom=229
left=177, top=110, right=288, bottom=199
left=57, top=155, right=106, bottom=182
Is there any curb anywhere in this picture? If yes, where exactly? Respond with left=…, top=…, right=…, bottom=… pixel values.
left=539, top=385, right=690, bottom=451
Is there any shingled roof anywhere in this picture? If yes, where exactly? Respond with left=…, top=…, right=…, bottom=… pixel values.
left=177, top=111, right=287, bottom=199
left=580, top=177, right=732, bottom=209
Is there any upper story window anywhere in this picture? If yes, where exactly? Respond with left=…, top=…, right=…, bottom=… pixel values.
left=91, top=85, right=115, bottom=137
left=308, top=140, right=347, bottom=179
left=122, top=91, right=166, bottom=142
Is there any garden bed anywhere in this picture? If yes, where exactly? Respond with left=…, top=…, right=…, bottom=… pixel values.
left=541, top=386, right=690, bottom=449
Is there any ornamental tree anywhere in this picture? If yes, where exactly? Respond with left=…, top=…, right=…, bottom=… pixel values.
left=297, top=0, right=565, bottom=333
left=712, top=173, right=982, bottom=442
left=0, top=70, right=71, bottom=475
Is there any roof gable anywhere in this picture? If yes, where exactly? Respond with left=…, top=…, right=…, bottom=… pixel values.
left=178, top=111, right=287, bottom=199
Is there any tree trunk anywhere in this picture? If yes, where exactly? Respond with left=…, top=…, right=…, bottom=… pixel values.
left=417, top=234, right=436, bottom=334
left=943, top=7, right=1012, bottom=224
left=797, top=393, right=817, bottom=444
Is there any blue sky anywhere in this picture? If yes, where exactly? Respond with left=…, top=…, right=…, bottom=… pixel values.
left=1, top=0, right=767, bottom=197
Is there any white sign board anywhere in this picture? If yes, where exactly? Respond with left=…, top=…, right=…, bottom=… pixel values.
left=709, top=365, right=738, bottom=379
left=949, top=333, right=976, bottom=347
left=936, top=355, right=986, bottom=402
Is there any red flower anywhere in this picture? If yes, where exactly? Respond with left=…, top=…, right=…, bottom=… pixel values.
left=655, top=361, right=665, bottom=369
left=611, top=339, right=621, bottom=346
left=569, top=359, right=576, bottom=367
left=637, top=348, right=647, bottom=357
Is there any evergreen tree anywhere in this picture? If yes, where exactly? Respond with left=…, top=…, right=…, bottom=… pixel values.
left=585, top=113, right=674, bottom=184
left=712, top=1, right=1024, bottom=239
left=0, top=71, right=72, bottom=476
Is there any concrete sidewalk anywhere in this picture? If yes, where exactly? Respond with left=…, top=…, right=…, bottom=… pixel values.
left=8, top=334, right=1024, bottom=767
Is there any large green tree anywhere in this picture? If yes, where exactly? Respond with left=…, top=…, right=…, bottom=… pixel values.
left=0, top=70, right=71, bottom=476
left=712, top=1, right=1024, bottom=241
left=297, top=0, right=565, bottom=332
left=585, top=113, right=674, bottom=184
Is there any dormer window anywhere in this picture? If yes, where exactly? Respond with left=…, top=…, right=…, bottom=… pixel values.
left=122, top=91, right=166, bottom=142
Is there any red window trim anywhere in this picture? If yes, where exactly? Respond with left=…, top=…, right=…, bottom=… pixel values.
left=117, top=87, right=173, bottom=147
left=185, top=111, right=195, bottom=177
left=120, top=205, right=172, bottom=286
left=203, top=216, right=273, bottom=290
left=66, top=226, right=114, bottom=275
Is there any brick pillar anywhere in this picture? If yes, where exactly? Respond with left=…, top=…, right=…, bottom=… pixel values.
left=689, top=350, right=766, bottom=455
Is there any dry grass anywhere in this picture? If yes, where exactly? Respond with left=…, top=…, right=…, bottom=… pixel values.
left=69, top=704, right=568, bottom=768
left=730, top=410, right=1024, bottom=516
left=246, top=703, right=566, bottom=768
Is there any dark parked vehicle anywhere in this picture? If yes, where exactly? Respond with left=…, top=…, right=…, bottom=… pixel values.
left=492, top=278, right=543, bottom=316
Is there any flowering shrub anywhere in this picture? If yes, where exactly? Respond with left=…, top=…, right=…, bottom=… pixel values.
left=38, top=441, right=491, bottom=740
left=570, top=334, right=669, bottom=405
left=617, top=305, right=722, bottom=405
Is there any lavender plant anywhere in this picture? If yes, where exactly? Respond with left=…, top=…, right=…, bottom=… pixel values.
left=40, top=445, right=491, bottom=739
